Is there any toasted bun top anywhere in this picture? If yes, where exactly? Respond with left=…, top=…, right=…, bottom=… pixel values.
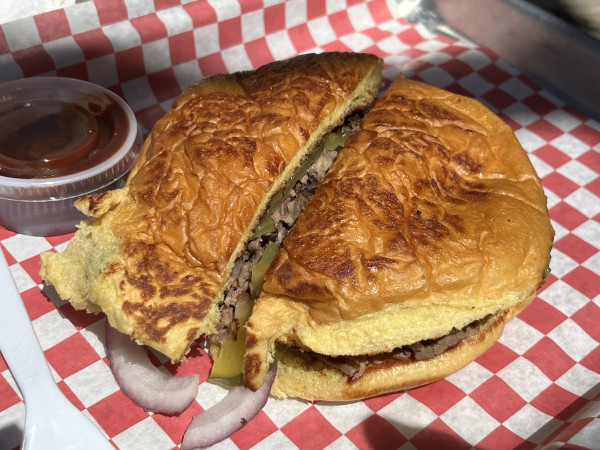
left=244, top=77, right=554, bottom=390
left=40, top=52, right=383, bottom=362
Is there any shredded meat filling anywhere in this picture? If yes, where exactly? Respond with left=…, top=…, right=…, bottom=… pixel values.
left=209, top=114, right=364, bottom=348
left=297, top=315, right=492, bottom=381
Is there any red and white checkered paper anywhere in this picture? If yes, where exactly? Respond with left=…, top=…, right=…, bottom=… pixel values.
left=1, top=0, right=599, bottom=449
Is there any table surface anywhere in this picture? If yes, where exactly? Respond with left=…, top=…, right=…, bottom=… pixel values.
left=0, top=1, right=599, bottom=449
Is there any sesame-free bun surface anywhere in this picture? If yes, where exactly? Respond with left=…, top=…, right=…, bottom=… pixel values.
left=40, top=52, right=383, bottom=362
left=244, top=77, right=554, bottom=394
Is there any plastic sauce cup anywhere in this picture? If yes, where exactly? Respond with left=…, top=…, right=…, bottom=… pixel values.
left=0, top=77, right=142, bottom=236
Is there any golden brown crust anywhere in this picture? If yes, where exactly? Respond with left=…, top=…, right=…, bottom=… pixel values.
left=244, top=77, right=554, bottom=392
left=265, top=77, right=552, bottom=320
left=40, top=52, right=383, bottom=362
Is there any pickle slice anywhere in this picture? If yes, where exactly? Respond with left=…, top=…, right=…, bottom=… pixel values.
left=250, top=242, right=280, bottom=297
left=253, top=214, right=276, bottom=238
left=211, top=132, right=350, bottom=381
left=209, top=301, right=253, bottom=380
left=210, top=242, right=281, bottom=380
left=322, top=130, right=350, bottom=151
left=254, top=131, right=350, bottom=239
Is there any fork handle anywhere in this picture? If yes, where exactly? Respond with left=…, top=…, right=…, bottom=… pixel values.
left=0, top=249, right=56, bottom=399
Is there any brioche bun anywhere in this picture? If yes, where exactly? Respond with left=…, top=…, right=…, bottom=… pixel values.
left=269, top=297, right=532, bottom=401
left=244, top=77, right=554, bottom=398
left=40, top=52, right=383, bottom=362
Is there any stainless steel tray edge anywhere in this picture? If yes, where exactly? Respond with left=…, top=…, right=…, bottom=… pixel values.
left=405, top=0, right=600, bottom=121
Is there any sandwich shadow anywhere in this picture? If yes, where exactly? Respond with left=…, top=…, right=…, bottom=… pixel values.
left=41, top=283, right=107, bottom=331
left=528, top=382, right=600, bottom=446
left=316, top=397, right=469, bottom=449
left=0, top=423, right=23, bottom=450
left=361, top=416, right=471, bottom=449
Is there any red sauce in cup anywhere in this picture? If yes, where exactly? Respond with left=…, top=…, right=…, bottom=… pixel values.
left=0, top=96, right=128, bottom=179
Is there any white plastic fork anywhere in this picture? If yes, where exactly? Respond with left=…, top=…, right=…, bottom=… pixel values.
left=0, top=250, right=112, bottom=450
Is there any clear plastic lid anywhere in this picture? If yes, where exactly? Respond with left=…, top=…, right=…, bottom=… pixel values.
left=0, top=77, right=141, bottom=201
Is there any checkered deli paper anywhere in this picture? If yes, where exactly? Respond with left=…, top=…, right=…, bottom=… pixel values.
left=0, top=0, right=599, bottom=448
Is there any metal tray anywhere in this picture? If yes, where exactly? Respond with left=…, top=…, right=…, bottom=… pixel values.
left=404, top=0, right=600, bottom=120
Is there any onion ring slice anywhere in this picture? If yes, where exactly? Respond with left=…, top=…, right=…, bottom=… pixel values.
left=181, top=368, right=276, bottom=449
left=104, top=321, right=199, bottom=414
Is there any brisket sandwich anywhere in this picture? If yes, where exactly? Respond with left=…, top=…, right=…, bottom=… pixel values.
left=40, top=52, right=383, bottom=363
left=243, top=77, right=554, bottom=401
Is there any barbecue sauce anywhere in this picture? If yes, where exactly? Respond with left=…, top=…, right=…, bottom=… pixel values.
left=0, top=96, right=128, bottom=178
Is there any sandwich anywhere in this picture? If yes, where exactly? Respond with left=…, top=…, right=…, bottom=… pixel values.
left=243, top=76, right=554, bottom=401
left=40, top=52, right=383, bottom=363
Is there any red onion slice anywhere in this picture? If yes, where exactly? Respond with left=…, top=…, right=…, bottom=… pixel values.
left=104, top=321, right=199, bottom=414
left=181, top=368, right=276, bottom=450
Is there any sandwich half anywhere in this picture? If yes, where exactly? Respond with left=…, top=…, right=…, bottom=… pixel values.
left=40, top=52, right=383, bottom=363
left=243, top=77, right=554, bottom=400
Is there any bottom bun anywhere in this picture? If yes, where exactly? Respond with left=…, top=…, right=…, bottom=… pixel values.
left=270, top=296, right=533, bottom=401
